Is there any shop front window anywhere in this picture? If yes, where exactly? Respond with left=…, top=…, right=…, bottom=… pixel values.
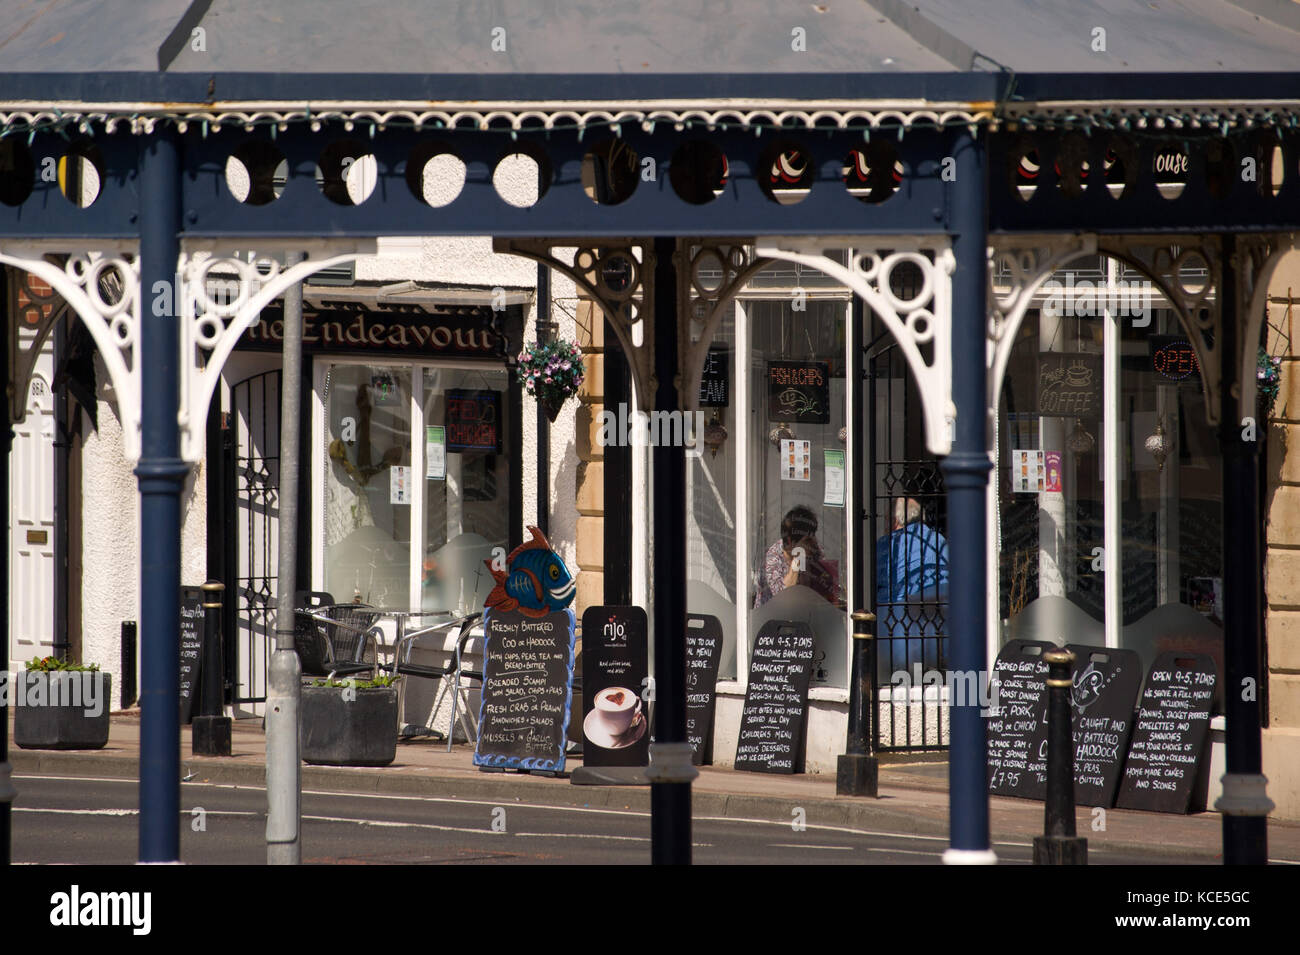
left=996, top=255, right=1223, bottom=688
left=421, top=366, right=510, bottom=615
left=322, top=363, right=413, bottom=606
left=318, top=359, right=510, bottom=611
left=745, top=299, right=850, bottom=689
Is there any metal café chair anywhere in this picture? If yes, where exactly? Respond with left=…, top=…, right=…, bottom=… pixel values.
left=388, top=612, right=483, bottom=750
left=295, top=595, right=387, bottom=681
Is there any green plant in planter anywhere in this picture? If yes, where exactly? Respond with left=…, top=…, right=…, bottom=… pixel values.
left=15, top=656, right=111, bottom=750
left=310, top=674, right=399, bottom=690
left=26, top=655, right=100, bottom=672
left=516, top=339, right=585, bottom=422
left=301, top=674, right=401, bottom=767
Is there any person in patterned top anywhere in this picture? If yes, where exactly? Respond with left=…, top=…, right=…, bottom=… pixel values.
left=754, top=505, right=838, bottom=607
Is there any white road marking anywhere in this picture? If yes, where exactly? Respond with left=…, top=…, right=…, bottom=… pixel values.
left=767, top=843, right=854, bottom=851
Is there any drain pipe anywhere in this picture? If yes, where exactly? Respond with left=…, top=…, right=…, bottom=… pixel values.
left=536, top=262, right=551, bottom=535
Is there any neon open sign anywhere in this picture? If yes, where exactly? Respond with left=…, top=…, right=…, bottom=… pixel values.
left=1151, top=337, right=1199, bottom=381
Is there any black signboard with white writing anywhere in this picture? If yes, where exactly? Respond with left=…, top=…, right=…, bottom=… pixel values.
left=1038, top=353, right=1102, bottom=417
left=178, top=586, right=204, bottom=725
left=446, top=389, right=502, bottom=453
left=580, top=606, right=649, bottom=768
left=1116, top=651, right=1218, bottom=814
left=474, top=607, right=577, bottom=773
left=767, top=361, right=830, bottom=424
left=699, top=346, right=730, bottom=408
left=987, top=639, right=1054, bottom=800
left=735, top=620, right=815, bottom=775
left=1065, top=644, right=1142, bottom=808
left=685, top=614, right=725, bottom=766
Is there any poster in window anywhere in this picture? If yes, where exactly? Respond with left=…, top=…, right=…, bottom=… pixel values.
left=768, top=361, right=830, bottom=424
left=780, top=439, right=811, bottom=481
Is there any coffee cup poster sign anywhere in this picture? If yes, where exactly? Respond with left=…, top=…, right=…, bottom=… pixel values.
left=474, top=607, right=577, bottom=773
left=580, top=606, right=649, bottom=767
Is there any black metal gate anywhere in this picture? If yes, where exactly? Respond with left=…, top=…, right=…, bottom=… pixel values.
left=863, top=314, right=949, bottom=753
left=225, top=370, right=281, bottom=708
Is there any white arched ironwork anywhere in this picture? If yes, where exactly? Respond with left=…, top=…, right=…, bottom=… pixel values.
left=178, top=239, right=376, bottom=462
left=755, top=236, right=955, bottom=456
left=0, top=243, right=142, bottom=457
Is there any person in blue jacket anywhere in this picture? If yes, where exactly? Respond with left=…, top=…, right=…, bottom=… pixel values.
left=875, top=497, right=949, bottom=678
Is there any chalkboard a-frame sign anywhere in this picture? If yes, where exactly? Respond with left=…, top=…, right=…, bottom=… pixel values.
left=1116, top=651, right=1218, bottom=814
left=735, top=620, right=815, bottom=775
left=474, top=607, right=577, bottom=774
left=178, top=585, right=205, bottom=725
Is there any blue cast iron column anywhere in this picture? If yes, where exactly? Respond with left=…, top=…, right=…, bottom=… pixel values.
left=136, top=129, right=187, bottom=863
left=938, top=127, right=996, bottom=864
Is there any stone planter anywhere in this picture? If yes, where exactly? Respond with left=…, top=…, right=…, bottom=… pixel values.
left=14, top=671, right=112, bottom=750
left=301, top=684, right=398, bottom=767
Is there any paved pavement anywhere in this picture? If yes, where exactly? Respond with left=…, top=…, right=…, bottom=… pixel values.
left=9, top=711, right=1300, bottom=863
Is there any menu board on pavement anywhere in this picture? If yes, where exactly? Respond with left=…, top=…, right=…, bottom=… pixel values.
left=735, top=620, right=815, bottom=775
left=474, top=607, right=577, bottom=774
left=685, top=614, right=725, bottom=766
left=1116, top=651, right=1218, bottom=814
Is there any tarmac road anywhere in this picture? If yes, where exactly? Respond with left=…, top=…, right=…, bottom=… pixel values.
left=11, top=773, right=1222, bottom=865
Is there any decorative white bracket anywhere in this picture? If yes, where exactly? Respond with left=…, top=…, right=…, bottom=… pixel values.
left=987, top=234, right=1098, bottom=407
left=0, top=242, right=142, bottom=457
left=755, top=236, right=955, bottom=456
left=178, top=239, right=376, bottom=462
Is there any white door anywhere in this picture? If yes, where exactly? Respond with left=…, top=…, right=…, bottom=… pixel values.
left=10, top=340, right=57, bottom=665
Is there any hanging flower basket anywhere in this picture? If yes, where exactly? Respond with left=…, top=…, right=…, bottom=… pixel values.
left=517, top=339, right=585, bottom=422
left=1258, top=346, right=1282, bottom=418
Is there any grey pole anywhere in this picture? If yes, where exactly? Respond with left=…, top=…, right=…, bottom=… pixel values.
left=267, top=251, right=305, bottom=865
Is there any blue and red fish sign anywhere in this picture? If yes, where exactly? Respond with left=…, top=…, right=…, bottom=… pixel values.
left=484, top=526, right=576, bottom=617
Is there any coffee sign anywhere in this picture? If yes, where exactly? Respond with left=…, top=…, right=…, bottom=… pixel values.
left=1038, top=353, right=1102, bottom=417
left=767, top=361, right=830, bottom=424
left=474, top=607, right=577, bottom=773
left=580, top=606, right=649, bottom=768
